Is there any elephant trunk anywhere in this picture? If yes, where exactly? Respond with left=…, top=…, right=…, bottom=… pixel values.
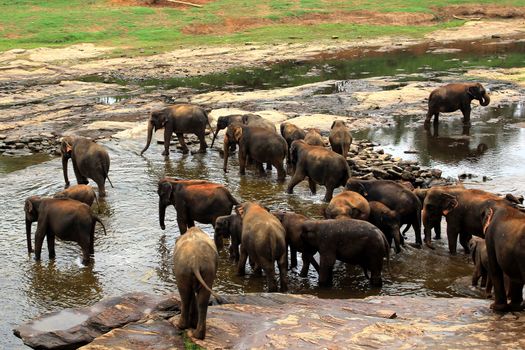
left=26, top=219, right=33, bottom=254
left=159, top=201, right=167, bottom=230
left=214, top=232, right=224, bottom=250
left=222, top=135, right=230, bottom=173
left=62, top=155, right=70, bottom=187
left=141, top=121, right=155, bottom=155
left=479, top=93, right=490, bottom=106
left=210, top=129, right=220, bottom=148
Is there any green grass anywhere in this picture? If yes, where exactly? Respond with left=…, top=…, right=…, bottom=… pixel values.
left=0, top=0, right=524, bottom=54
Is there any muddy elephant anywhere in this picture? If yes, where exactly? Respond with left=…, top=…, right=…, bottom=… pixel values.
left=235, top=202, right=288, bottom=292
left=61, top=136, right=113, bottom=197
left=173, top=227, right=222, bottom=339
left=280, top=122, right=305, bottom=164
left=213, top=214, right=242, bottom=263
left=324, top=191, right=370, bottom=220
left=304, top=128, right=325, bottom=147
left=223, top=125, right=287, bottom=181
left=273, top=211, right=320, bottom=277
left=287, top=140, right=351, bottom=202
left=329, top=120, right=352, bottom=159
left=158, top=178, right=239, bottom=234
left=141, top=104, right=213, bottom=156
left=368, top=201, right=402, bottom=254
left=53, top=184, right=98, bottom=207
left=301, top=219, right=389, bottom=287
left=346, top=179, right=423, bottom=247
left=483, top=202, right=525, bottom=312
left=425, top=82, right=490, bottom=126
left=210, top=114, right=243, bottom=148
left=25, top=196, right=107, bottom=265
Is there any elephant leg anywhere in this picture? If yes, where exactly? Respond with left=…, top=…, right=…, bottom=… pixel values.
left=255, top=161, right=266, bottom=177
left=459, top=233, right=471, bottom=254
left=509, top=281, right=524, bottom=311
left=434, top=221, right=441, bottom=240
left=487, top=249, right=508, bottom=310
left=177, top=215, right=188, bottom=234
left=196, top=132, right=207, bottom=153
left=290, top=247, right=298, bottom=269
left=237, top=246, right=248, bottom=276
left=318, top=254, right=336, bottom=287
left=175, top=133, right=189, bottom=154
left=369, top=264, right=383, bottom=287
left=239, top=149, right=247, bottom=175
left=266, top=162, right=272, bottom=171
left=92, top=173, right=106, bottom=198
left=188, top=294, right=198, bottom=328
left=308, top=178, right=317, bottom=195
left=287, top=170, right=306, bottom=194
left=162, top=128, right=172, bottom=156
left=299, top=253, right=312, bottom=277
left=446, top=225, right=459, bottom=255
left=278, top=254, right=288, bottom=292
left=485, top=276, right=493, bottom=298
left=72, top=160, right=89, bottom=185
left=46, top=232, right=56, bottom=260
left=275, top=162, right=286, bottom=182
left=472, top=266, right=481, bottom=287
left=192, top=289, right=211, bottom=339
left=460, top=105, right=472, bottom=125
left=480, top=270, right=487, bottom=288
left=424, top=109, right=434, bottom=125
left=34, top=219, right=48, bottom=261
left=262, top=262, right=278, bottom=292
left=177, top=286, right=193, bottom=330
left=323, top=184, right=335, bottom=202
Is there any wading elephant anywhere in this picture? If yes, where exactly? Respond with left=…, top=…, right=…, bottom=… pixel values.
left=173, top=227, right=222, bottom=339
left=287, top=140, right=351, bottom=202
left=25, top=196, right=107, bottom=265
left=223, top=125, right=287, bottom=181
left=141, top=104, right=213, bottom=156
left=413, top=188, right=441, bottom=240
left=158, top=178, right=239, bottom=234
left=483, top=202, right=525, bottom=312
left=425, top=82, right=490, bottom=126
left=469, top=236, right=490, bottom=291
left=273, top=211, right=320, bottom=277
left=53, top=184, right=98, bottom=207
left=368, top=201, right=402, bottom=254
left=304, top=129, right=325, bottom=147
left=61, top=136, right=113, bottom=197
left=346, top=179, right=423, bottom=247
left=213, top=214, right=242, bottom=263
left=329, top=120, right=352, bottom=159
left=236, top=202, right=288, bottom=292
left=324, top=191, right=370, bottom=220
left=280, top=122, right=305, bottom=164
left=210, top=114, right=243, bottom=148
left=300, top=219, right=389, bottom=287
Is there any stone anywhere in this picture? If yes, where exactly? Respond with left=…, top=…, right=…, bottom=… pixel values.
left=0, top=134, right=7, bottom=140
left=431, top=168, right=442, bottom=178
left=401, top=171, right=415, bottom=181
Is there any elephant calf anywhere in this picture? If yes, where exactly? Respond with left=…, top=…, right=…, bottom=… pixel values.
left=368, top=201, right=402, bottom=254
left=329, top=120, right=352, bottom=159
left=469, top=236, right=490, bottom=291
left=214, top=214, right=242, bottom=263
left=173, top=227, right=221, bottom=340
left=280, top=122, right=305, bottom=164
left=304, top=129, right=325, bottom=147
left=210, top=114, right=243, bottom=148
left=53, top=184, right=98, bottom=207
left=324, top=191, right=370, bottom=221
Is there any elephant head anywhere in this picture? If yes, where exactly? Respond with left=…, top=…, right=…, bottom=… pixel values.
left=469, top=236, right=484, bottom=263
left=157, top=180, right=176, bottom=230
left=141, top=109, right=170, bottom=155
left=213, top=215, right=231, bottom=250
left=345, top=180, right=368, bottom=196
left=331, top=120, right=346, bottom=129
left=467, top=83, right=490, bottom=106
left=24, top=196, right=42, bottom=254
left=377, top=208, right=402, bottom=254
left=422, top=191, right=458, bottom=239
left=60, top=136, right=76, bottom=187
left=223, top=125, right=243, bottom=172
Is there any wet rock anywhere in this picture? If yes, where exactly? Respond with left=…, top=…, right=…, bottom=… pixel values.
left=431, top=168, right=442, bottom=178
left=0, top=134, right=7, bottom=140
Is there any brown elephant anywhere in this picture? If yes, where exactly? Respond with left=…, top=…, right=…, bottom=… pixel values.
left=53, top=184, right=98, bottom=207
left=324, top=191, right=370, bottom=221
left=141, top=104, right=213, bottom=156
left=329, top=120, right=352, bottom=159
left=213, top=214, right=242, bottom=263
left=469, top=236, right=490, bottom=291
left=287, top=140, right=351, bottom=202
left=273, top=211, right=320, bottom=277
left=25, top=196, right=106, bottom=265
left=210, top=114, right=243, bottom=148
left=304, top=129, right=325, bottom=147
left=235, top=202, right=288, bottom=292
left=368, top=201, right=402, bottom=254
left=223, top=125, right=287, bottom=181
left=483, top=202, right=525, bottom=312
left=242, top=113, right=276, bottom=133
left=61, top=136, right=113, bottom=197
left=425, top=83, right=490, bottom=126
left=173, top=227, right=222, bottom=339
left=280, top=122, right=305, bottom=164
left=158, top=178, right=239, bottom=234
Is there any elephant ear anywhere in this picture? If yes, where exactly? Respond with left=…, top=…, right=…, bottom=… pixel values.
left=61, top=137, right=73, bottom=154
left=158, top=181, right=174, bottom=201
left=482, top=207, right=494, bottom=235
left=24, top=198, right=33, bottom=215
left=234, top=204, right=245, bottom=218
left=467, top=85, right=480, bottom=99
left=440, top=193, right=458, bottom=216
left=233, top=126, right=243, bottom=142
left=330, top=121, right=336, bottom=129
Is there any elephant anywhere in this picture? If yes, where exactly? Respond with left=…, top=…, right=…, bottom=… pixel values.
left=300, top=219, right=389, bottom=287
left=329, top=120, right=352, bottom=159
left=280, top=122, right=305, bottom=164
left=140, top=104, right=213, bottom=156
left=24, top=196, right=107, bottom=265
left=287, top=140, right=351, bottom=202
left=213, top=214, right=242, bottom=263
left=223, top=125, right=287, bottom=181
left=210, top=114, right=243, bottom=148
left=53, top=184, right=98, bottom=207
left=304, top=129, right=325, bottom=147
left=368, top=201, right=402, bottom=254
left=173, top=227, right=222, bottom=339
left=242, top=114, right=276, bottom=133
left=469, top=236, right=490, bottom=292
left=158, top=178, right=239, bottom=234
left=346, top=179, right=423, bottom=247
left=235, top=202, right=288, bottom=292
left=425, top=82, right=490, bottom=126
left=61, top=136, right=113, bottom=197
left=413, top=188, right=441, bottom=240
left=483, top=202, right=525, bottom=312
left=273, top=211, right=320, bottom=277
left=324, top=191, right=370, bottom=221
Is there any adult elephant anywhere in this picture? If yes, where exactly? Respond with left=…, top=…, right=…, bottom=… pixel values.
left=329, top=120, right=352, bottom=159
left=24, top=196, right=107, bottom=265
left=425, top=82, right=490, bottom=126
left=53, top=184, right=98, bottom=207
left=324, top=191, right=370, bottom=221
left=158, top=178, right=239, bottom=234
left=300, top=219, right=389, bottom=287
left=280, top=122, right=305, bottom=164
left=273, top=211, right=320, bottom=277
left=61, top=136, right=113, bottom=197
left=223, top=125, right=287, bottom=181
left=368, top=201, right=402, bottom=254
left=483, top=202, right=525, bottom=312
left=304, top=129, right=325, bottom=147
left=346, top=179, right=423, bottom=247
left=235, top=202, right=288, bottom=292
left=141, top=104, right=213, bottom=156
left=210, top=114, right=243, bottom=148
left=287, top=140, right=350, bottom=202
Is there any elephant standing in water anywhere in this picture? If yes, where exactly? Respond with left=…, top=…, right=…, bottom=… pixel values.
left=280, top=122, right=305, bottom=164
left=210, top=114, right=243, bottom=149
left=329, top=120, right=352, bottom=159
left=425, top=82, right=490, bottom=127
left=324, top=191, right=370, bottom=220
left=141, top=104, right=213, bottom=156
left=61, top=136, right=113, bottom=197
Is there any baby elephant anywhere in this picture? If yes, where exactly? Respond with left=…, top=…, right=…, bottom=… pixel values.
left=214, top=214, right=242, bottom=263
left=469, top=236, right=490, bottom=290
left=324, top=191, right=370, bottom=221
left=368, top=201, right=402, bottom=254
left=53, top=184, right=98, bottom=207
left=329, top=120, right=352, bottom=159
left=173, top=227, right=221, bottom=340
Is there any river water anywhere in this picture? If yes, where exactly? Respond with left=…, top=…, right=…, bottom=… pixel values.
left=3, top=39, right=525, bottom=349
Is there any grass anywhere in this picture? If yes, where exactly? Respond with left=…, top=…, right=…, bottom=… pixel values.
left=0, top=0, right=524, bottom=55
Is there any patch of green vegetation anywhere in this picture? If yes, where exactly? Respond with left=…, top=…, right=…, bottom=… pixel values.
left=181, top=332, right=204, bottom=350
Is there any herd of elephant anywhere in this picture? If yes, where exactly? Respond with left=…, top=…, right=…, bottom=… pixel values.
left=22, top=81, right=523, bottom=340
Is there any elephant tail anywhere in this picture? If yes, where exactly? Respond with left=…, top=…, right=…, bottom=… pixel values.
left=106, top=174, right=114, bottom=188
left=401, top=224, right=411, bottom=235
left=94, top=216, right=107, bottom=235
left=193, top=267, right=225, bottom=304
left=227, top=191, right=240, bottom=206
left=204, top=109, right=215, bottom=140
left=382, top=232, right=391, bottom=274
left=92, top=188, right=100, bottom=208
